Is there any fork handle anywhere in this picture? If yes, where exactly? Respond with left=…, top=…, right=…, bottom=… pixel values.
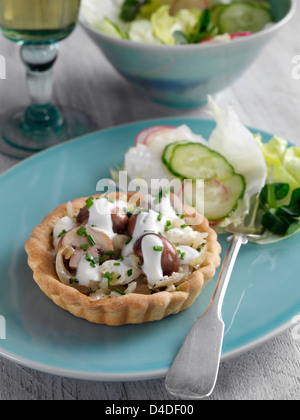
left=165, top=233, right=248, bottom=399
left=207, top=233, right=248, bottom=317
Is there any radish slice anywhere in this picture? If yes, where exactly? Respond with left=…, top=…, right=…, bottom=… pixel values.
left=148, top=124, right=206, bottom=157
left=209, top=219, right=223, bottom=226
left=199, top=32, right=252, bottom=44
left=230, top=32, right=252, bottom=40
left=135, top=125, right=174, bottom=146
left=135, top=126, right=165, bottom=146
left=144, top=126, right=175, bottom=146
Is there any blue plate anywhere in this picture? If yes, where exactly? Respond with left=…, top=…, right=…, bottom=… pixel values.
left=0, top=118, right=299, bottom=381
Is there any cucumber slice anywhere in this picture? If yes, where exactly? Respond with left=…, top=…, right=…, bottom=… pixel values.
left=94, top=17, right=127, bottom=39
left=210, top=4, right=227, bottom=26
left=218, top=2, right=273, bottom=34
left=167, top=142, right=235, bottom=180
left=162, top=140, right=189, bottom=166
left=183, top=175, right=245, bottom=221
left=204, top=175, right=246, bottom=220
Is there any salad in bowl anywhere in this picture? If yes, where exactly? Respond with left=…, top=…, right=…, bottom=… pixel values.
left=82, top=0, right=274, bottom=45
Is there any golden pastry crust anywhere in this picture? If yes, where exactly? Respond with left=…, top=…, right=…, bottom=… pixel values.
left=25, top=193, right=221, bottom=326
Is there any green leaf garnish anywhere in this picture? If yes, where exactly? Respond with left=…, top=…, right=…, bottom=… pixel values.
left=259, top=184, right=300, bottom=236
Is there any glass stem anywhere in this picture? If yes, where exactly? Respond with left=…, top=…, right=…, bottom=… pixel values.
left=20, top=43, right=63, bottom=133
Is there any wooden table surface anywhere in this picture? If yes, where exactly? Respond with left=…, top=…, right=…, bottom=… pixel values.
left=0, top=6, right=300, bottom=401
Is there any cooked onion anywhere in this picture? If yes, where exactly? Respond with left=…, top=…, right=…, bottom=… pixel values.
left=55, top=246, right=75, bottom=285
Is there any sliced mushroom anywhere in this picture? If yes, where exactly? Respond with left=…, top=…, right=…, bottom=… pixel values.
left=111, top=207, right=129, bottom=234
left=127, top=213, right=138, bottom=237
left=133, top=233, right=180, bottom=277
left=58, top=226, right=114, bottom=270
left=76, top=207, right=89, bottom=225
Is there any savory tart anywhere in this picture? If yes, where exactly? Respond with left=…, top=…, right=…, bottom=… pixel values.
left=25, top=192, right=221, bottom=325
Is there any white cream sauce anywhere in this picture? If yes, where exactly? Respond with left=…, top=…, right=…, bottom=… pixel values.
left=76, top=254, right=100, bottom=287
left=53, top=216, right=76, bottom=250
left=87, top=197, right=128, bottom=239
left=122, top=209, right=166, bottom=257
left=146, top=193, right=178, bottom=222
left=141, top=234, right=164, bottom=287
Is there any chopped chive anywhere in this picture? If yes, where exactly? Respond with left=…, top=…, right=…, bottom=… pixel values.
left=180, top=214, right=185, bottom=219
left=165, top=220, right=173, bottom=232
left=93, top=257, right=99, bottom=264
left=104, top=272, right=113, bottom=281
left=157, top=213, right=162, bottom=221
left=125, top=237, right=133, bottom=245
left=114, top=262, right=121, bottom=266
left=180, top=252, right=186, bottom=261
left=77, top=226, right=87, bottom=236
left=69, top=277, right=79, bottom=284
left=152, top=187, right=169, bottom=205
left=85, top=197, right=94, bottom=210
left=127, top=269, right=133, bottom=277
left=57, top=229, right=66, bottom=238
left=88, top=234, right=95, bottom=246
left=180, top=224, right=188, bottom=229
left=85, top=253, right=97, bottom=268
left=104, top=272, right=113, bottom=289
left=99, top=254, right=107, bottom=263
left=119, top=255, right=124, bottom=261
left=114, top=288, right=125, bottom=295
left=105, top=251, right=115, bottom=255
left=103, top=274, right=111, bottom=289
left=80, top=244, right=89, bottom=249
left=153, top=246, right=163, bottom=252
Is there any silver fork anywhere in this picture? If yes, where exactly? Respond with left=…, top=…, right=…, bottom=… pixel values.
left=165, top=232, right=251, bottom=399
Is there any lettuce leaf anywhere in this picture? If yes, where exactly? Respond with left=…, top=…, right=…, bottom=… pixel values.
left=207, top=96, right=267, bottom=231
left=257, top=136, right=300, bottom=203
left=151, top=5, right=200, bottom=44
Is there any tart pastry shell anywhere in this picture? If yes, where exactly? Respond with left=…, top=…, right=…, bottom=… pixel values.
left=25, top=194, right=221, bottom=326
